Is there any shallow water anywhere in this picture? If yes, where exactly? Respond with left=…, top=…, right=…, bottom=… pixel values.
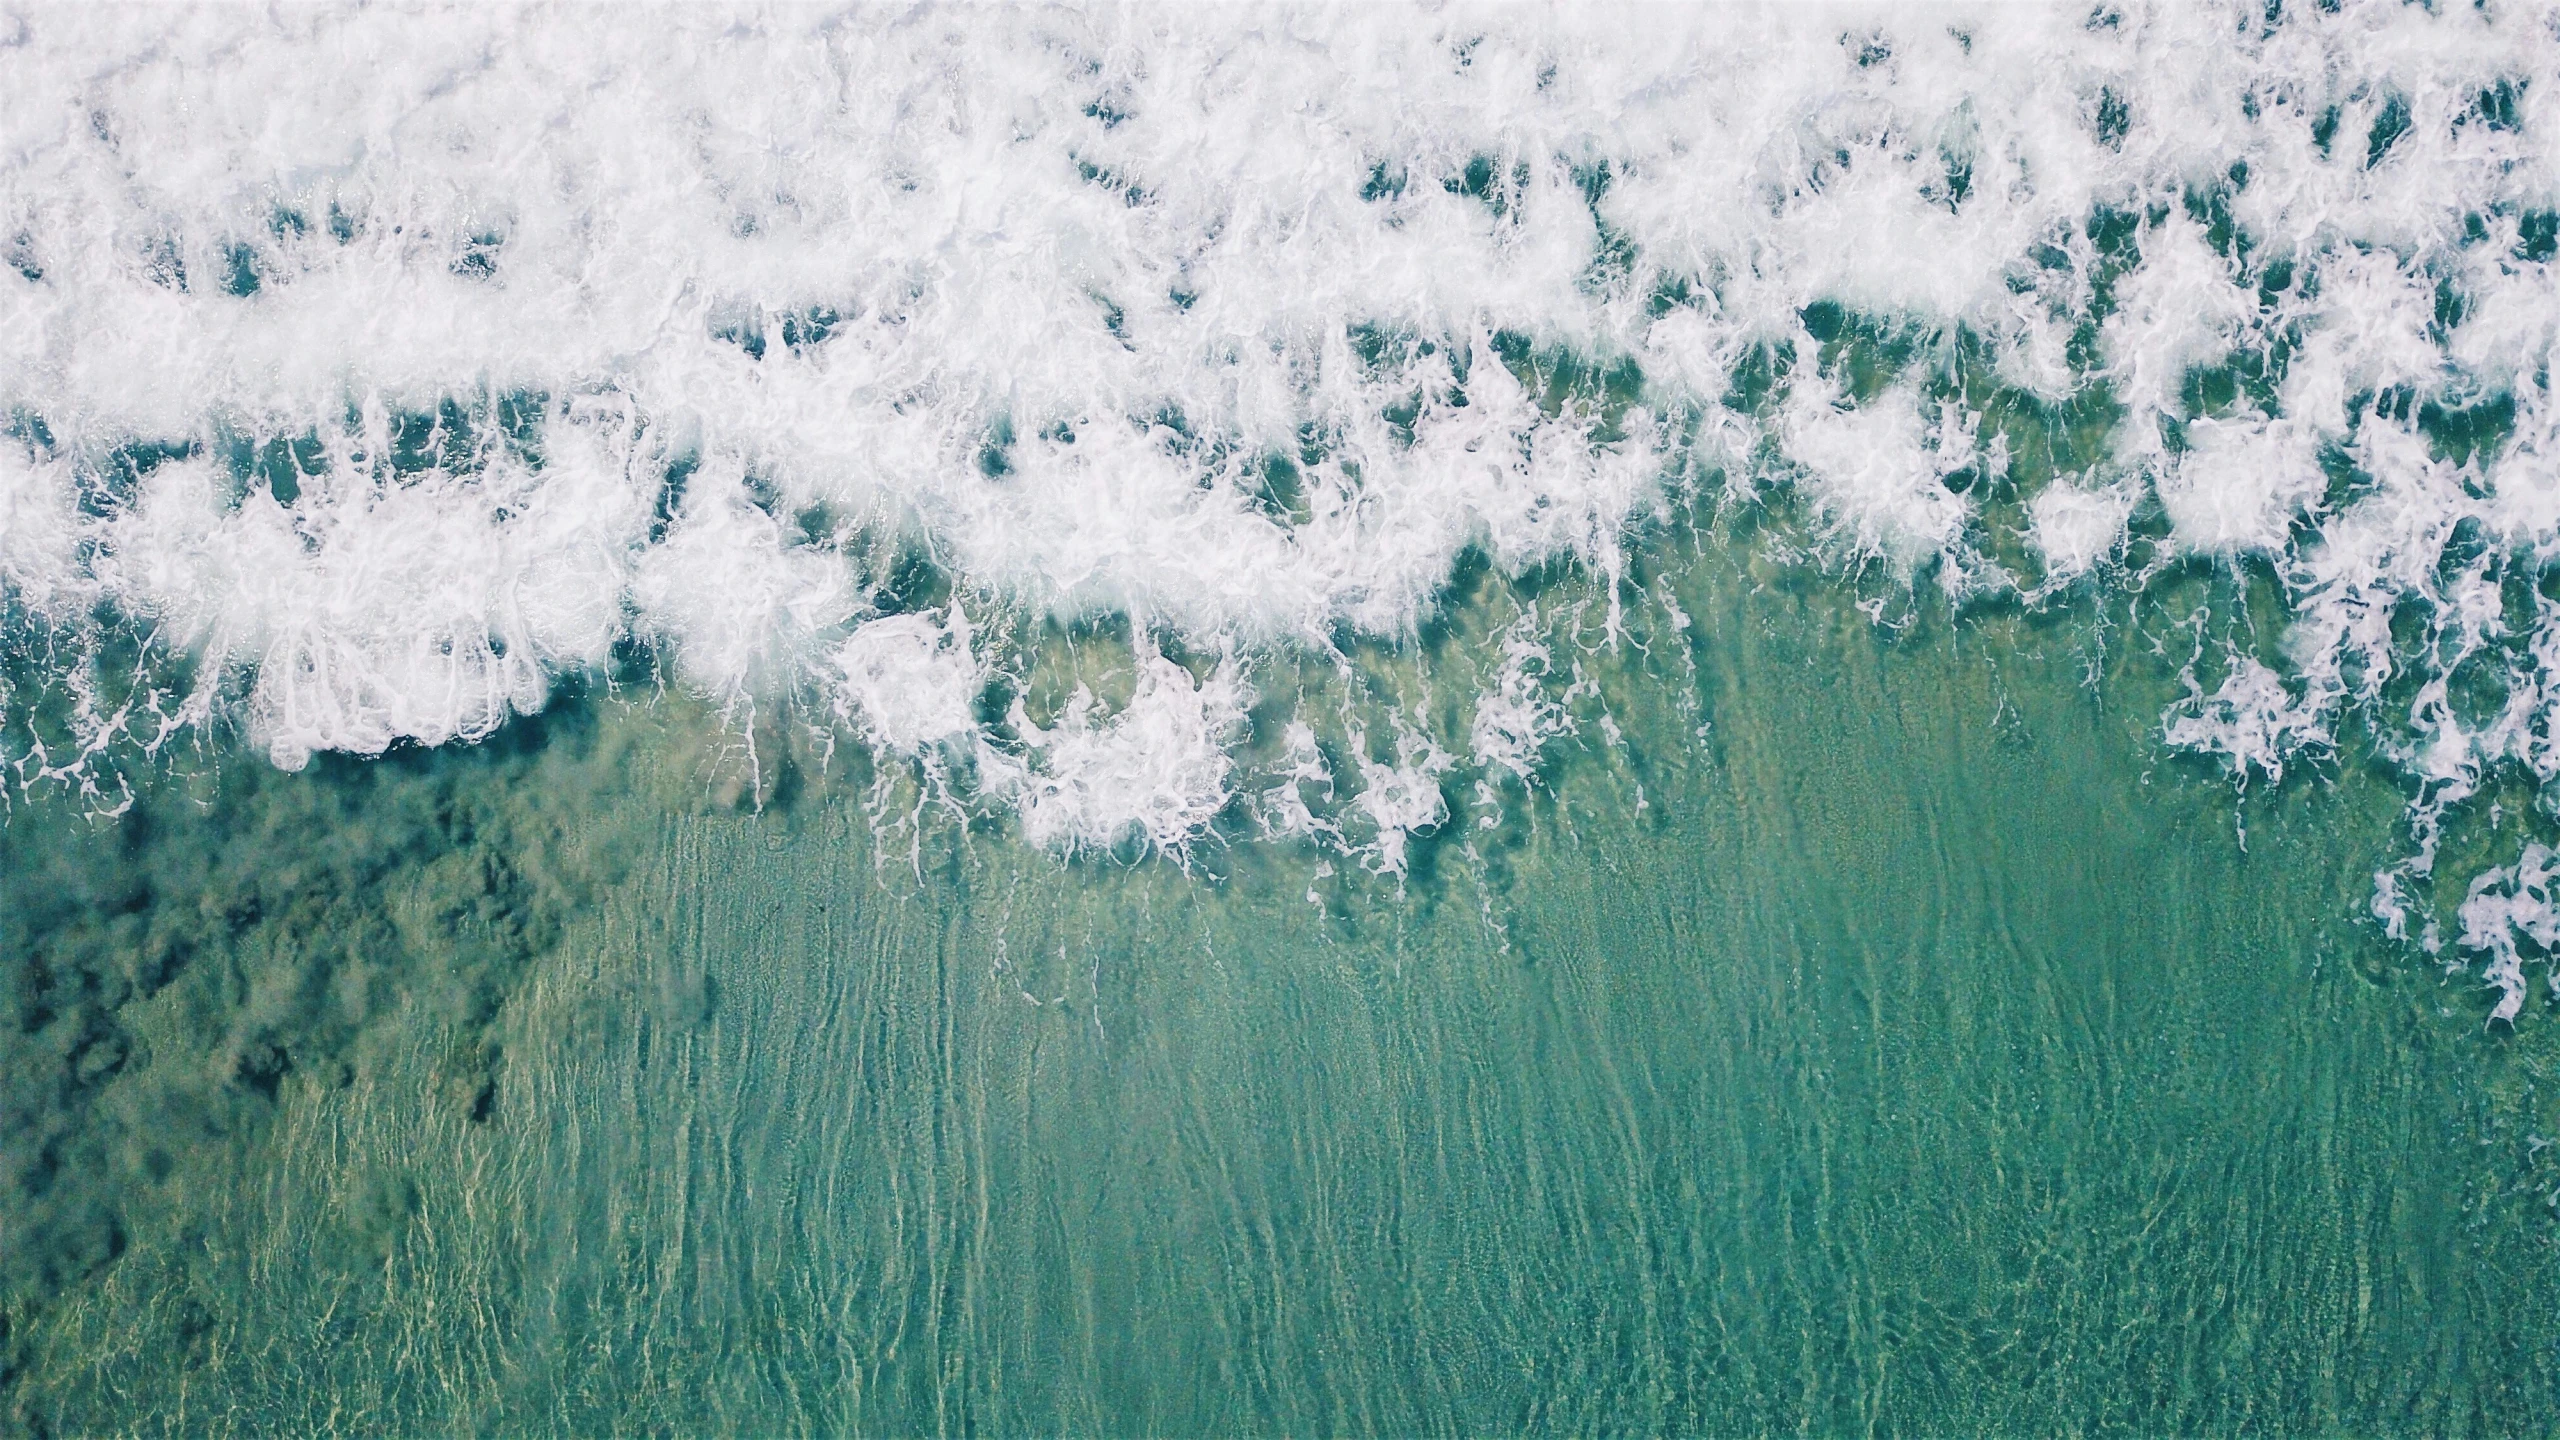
left=9, top=531, right=2558, bottom=1435
left=12, top=3, right=2560, bottom=1432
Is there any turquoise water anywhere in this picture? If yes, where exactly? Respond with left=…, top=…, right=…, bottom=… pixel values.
left=9, top=526, right=2558, bottom=1434
left=10, top=7, right=2560, bottom=1430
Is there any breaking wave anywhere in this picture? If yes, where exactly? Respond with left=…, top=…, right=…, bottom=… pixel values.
left=6, top=3, right=2560, bottom=1011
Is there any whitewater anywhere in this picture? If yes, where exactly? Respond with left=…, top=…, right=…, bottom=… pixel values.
left=4, top=2, right=2560, bottom=1013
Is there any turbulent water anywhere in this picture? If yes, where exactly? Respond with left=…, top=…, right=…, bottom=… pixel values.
left=12, top=2, right=2560, bottom=995
left=7, top=2, right=2560, bottom=1432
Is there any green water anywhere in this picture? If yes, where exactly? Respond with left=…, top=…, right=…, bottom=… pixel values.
left=7, top=535, right=2560, bottom=1435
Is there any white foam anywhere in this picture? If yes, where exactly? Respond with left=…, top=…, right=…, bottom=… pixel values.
left=1353, top=719, right=1454, bottom=881
left=2457, top=842, right=2560, bottom=1025
left=2026, top=479, right=2136, bottom=584
left=93, top=398, right=645, bottom=769
left=630, top=453, right=854, bottom=713
left=1471, top=610, right=1570, bottom=793
left=1254, top=719, right=1343, bottom=848
left=0, top=2, right=2555, bottom=1005
left=831, top=605, right=980, bottom=760
left=2103, top=216, right=2260, bottom=475
left=983, top=651, right=1249, bottom=862
left=1781, top=374, right=1981, bottom=578
left=0, top=440, right=84, bottom=622
left=2156, top=414, right=2324, bottom=557
left=2162, top=655, right=2328, bottom=788
left=2487, top=374, right=2560, bottom=554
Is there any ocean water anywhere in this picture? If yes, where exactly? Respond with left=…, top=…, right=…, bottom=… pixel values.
left=7, top=2, right=2560, bottom=1433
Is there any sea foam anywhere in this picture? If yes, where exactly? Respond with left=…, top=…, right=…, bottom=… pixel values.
left=5, top=3, right=2560, bottom=1004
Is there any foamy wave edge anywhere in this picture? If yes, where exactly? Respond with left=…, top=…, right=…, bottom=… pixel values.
left=6, top=2, right=2560, bottom=1011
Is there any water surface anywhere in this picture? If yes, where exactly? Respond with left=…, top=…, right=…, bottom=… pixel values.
left=9, top=536, right=2555, bottom=1435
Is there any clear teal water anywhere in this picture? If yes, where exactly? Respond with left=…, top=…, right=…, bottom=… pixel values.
left=7, top=528, right=2560, bottom=1435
